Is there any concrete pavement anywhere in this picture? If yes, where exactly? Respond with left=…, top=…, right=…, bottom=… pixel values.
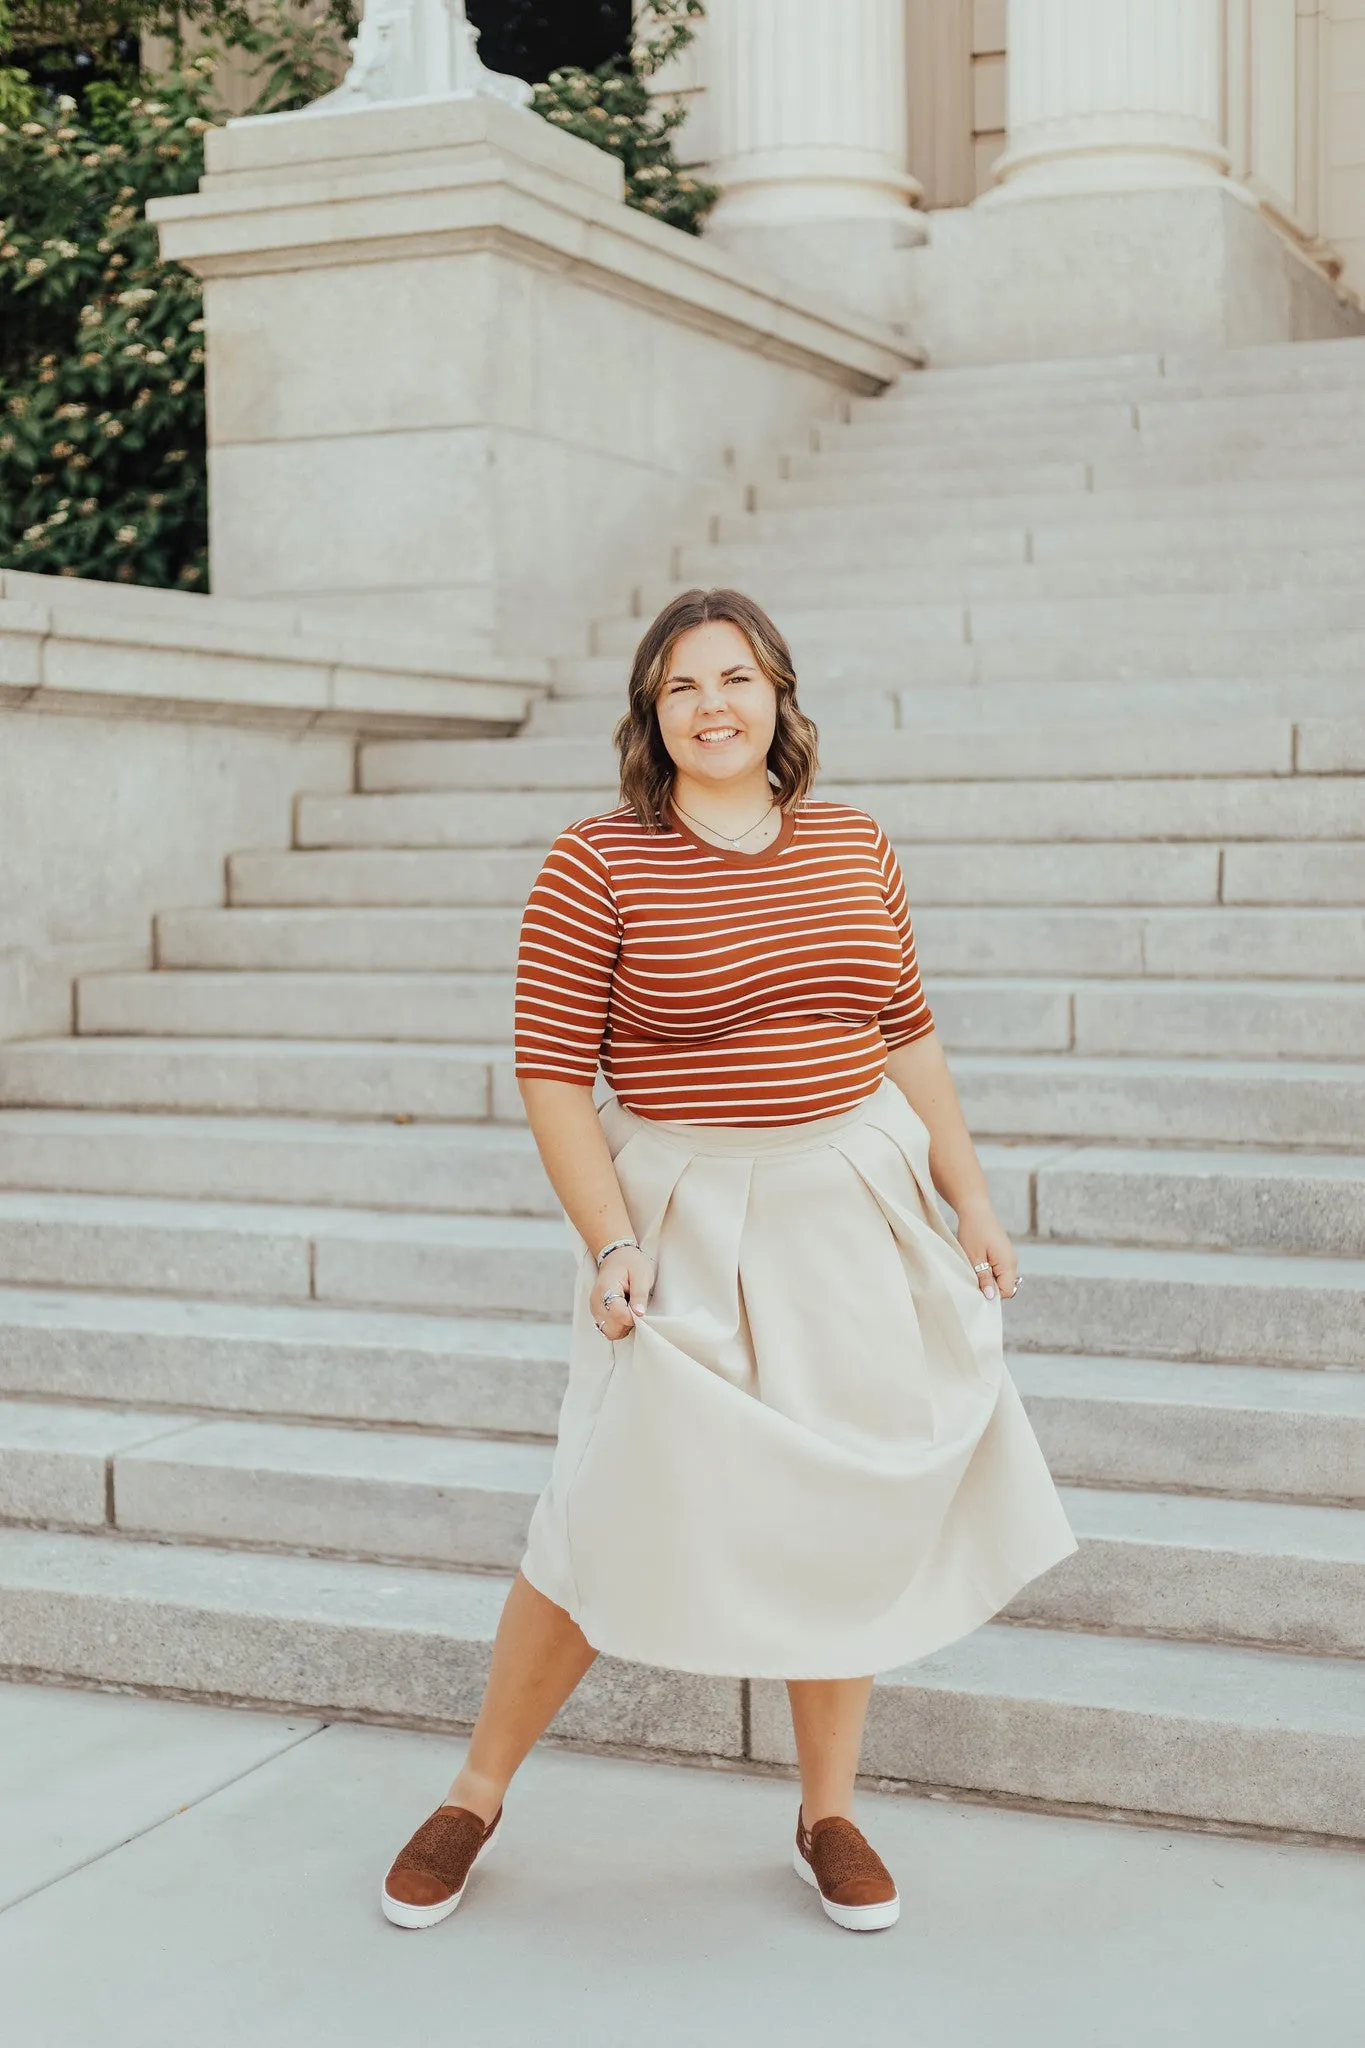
left=1, top=1680, right=1362, bottom=2048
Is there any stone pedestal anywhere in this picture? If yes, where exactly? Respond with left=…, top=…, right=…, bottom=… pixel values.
left=911, top=184, right=1365, bottom=366
left=149, top=99, right=914, bottom=653
left=701, top=0, right=925, bottom=327
left=906, top=0, right=1364, bottom=362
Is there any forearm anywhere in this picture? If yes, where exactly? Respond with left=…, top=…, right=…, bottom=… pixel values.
left=882, top=1030, right=992, bottom=1216
left=518, top=1077, right=635, bottom=1255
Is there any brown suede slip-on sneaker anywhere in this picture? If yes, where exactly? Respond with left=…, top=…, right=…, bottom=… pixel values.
left=793, top=1811, right=900, bottom=1931
left=381, top=1803, right=502, bottom=1929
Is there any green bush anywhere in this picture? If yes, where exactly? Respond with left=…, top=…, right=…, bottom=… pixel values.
left=0, top=65, right=213, bottom=586
left=534, top=0, right=717, bottom=234
left=0, top=1, right=714, bottom=591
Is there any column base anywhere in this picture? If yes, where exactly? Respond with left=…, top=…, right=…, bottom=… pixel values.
left=906, top=185, right=1365, bottom=366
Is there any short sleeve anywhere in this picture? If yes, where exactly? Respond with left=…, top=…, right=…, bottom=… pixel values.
left=872, top=827, right=935, bottom=1049
left=514, top=826, right=622, bottom=1085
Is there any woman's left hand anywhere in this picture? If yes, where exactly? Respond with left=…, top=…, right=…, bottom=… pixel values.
left=954, top=1198, right=1020, bottom=1301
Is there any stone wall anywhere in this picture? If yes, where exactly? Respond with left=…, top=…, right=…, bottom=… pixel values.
left=150, top=98, right=915, bottom=656
left=0, top=574, right=546, bottom=1042
left=0, top=707, right=353, bottom=1042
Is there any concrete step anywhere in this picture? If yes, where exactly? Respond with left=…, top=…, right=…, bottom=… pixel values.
left=688, top=507, right=1365, bottom=580
left=933, top=975, right=1365, bottom=1061
left=1013, top=1353, right=1365, bottom=1505
left=790, top=427, right=1365, bottom=489
left=229, top=847, right=546, bottom=909
left=769, top=438, right=1365, bottom=504
left=756, top=1620, right=1365, bottom=1840
left=840, top=381, right=1365, bottom=447
left=1035, top=1148, right=1365, bottom=1257
left=866, top=339, right=1365, bottom=412
left=1014, top=1487, right=1365, bottom=1657
left=658, top=542, right=1365, bottom=605
left=292, top=776, right=1365, bottom=849
left=7, top=1407, right=1363, bottom=1653
left=228, top=839, right=1233, bottom=909
left=833, top=778, right=1365, bottom=843
left=3, top=1296, right=1358, bottom=1505
left=0, top=1191, right=321, bottom=1304
left=148, top=905, right=1365, bottom=983
left=1, top=1526, right=1359, bottom=1836
left=0, top=1401, right=191, bottom=1527
left=599, top=585, right=1365, bottom=650
left=17, top=1041, right=1365, bottom=1152
left=954, top=1054, right=1365, bottom=1149
left=68, top=969, right=1365, bottom=1060
left=914, top=842, right=1365, bottom=910
left=722, top=473, right=1365, bottom=546
left=108, top=1413, right=556, bottom=1571
left=594, top=586, right=1365, bottom=659
left=530, top=674, right=1365, bottom=737
left=357, top=722, right=1299, bottom=791
left=294, top=787, right=617, bottom=850
left=919, top=908, right=1365, bottom=982
left=0, top=1193, right=575, bottom=1316
left=75, top=972, right=514, bottom=1043
left=642, top=622, right=1365, bottom=689
left=0, top=1287, right=569, bottom=1433
left=0, top=1114, right=1029, bottom=1246
left=0, top=1037, right=518, bottom=1122
left=0, top=1528, right=741, bottom=1761
left=6, top=1188, right=1360, bottom=1358
left=0, top=1111, right=555, bottom=1215
left=155, top=908, right=520, bottom=975
left=1012, top=1242, right=1365, bottom=1372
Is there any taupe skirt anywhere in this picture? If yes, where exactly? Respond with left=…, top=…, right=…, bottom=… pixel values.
left=518, top=1076, right=1077, bottom=1679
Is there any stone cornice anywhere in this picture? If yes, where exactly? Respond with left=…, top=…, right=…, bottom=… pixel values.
left=150, top=103, right=921, bottom=393
left=0, top=576, right=547, bottom=733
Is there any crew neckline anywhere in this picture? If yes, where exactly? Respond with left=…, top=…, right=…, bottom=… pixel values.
left=667, top=797, right=797, bottom=867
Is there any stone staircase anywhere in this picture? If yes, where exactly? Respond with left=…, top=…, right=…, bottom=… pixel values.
left=2, top=335, right=1364, bottom=1844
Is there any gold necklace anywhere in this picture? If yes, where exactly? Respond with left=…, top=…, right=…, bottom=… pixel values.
left=672, top=796, right=777, bottom=846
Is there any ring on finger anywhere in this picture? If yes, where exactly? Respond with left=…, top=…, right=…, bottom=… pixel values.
left=602, top=1289, right=625, bottom=1310
left=972, top=1261, right=992, bottom=1275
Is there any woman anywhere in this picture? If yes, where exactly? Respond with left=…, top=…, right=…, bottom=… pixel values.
left=382, top=589, right=1076, bottom=1935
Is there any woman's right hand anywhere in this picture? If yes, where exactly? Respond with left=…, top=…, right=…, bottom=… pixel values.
left=592, top=1245, right=654, bottom=1339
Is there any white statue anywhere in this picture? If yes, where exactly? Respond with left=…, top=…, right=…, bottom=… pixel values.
left=307, top=0, right=534, bottom=113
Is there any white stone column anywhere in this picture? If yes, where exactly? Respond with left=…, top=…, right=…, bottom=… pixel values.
left=704, top=0, right=920, bottom=226
left=986, top=0, right=1230, bottom=203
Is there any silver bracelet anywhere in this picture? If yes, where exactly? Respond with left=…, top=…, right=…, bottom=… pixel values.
left=594, top=1236, right=640, bottom=1268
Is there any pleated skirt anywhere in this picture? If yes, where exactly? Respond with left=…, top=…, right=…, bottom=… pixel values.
left=517, top=1076, right=1077, bottom=1680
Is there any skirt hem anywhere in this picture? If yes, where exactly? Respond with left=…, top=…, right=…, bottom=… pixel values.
left=517, top=1529, right=1079, bottom=1683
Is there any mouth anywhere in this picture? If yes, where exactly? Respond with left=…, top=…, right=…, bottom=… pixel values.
left=694, top=727, right=742, bottom=746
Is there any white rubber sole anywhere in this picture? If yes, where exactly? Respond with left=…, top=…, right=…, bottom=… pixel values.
left=793, top=1840, right=900, bottom=1931
left=380, top=1816, right=500, bottom=1930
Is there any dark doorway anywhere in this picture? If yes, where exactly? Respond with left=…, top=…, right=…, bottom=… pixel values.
left=466, top=2, right=633, bottom=84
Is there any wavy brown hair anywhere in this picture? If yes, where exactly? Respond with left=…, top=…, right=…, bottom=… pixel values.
left=614, top=588, right=820, bottom=831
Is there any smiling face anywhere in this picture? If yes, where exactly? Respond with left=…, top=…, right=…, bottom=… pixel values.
left=654, top=618, right=779, bottom=790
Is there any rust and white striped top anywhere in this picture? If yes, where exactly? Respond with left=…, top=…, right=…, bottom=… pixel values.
left=513, top=798, right=934, bottom=1127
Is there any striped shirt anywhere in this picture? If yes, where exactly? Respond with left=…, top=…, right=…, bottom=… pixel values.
left=513, top=798, right=934, bottom=1126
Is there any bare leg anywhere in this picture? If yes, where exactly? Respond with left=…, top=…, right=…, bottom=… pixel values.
left=443, top=1572, right=598, bottom=1821
left=785, top=1676, right=875, bottom=1827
